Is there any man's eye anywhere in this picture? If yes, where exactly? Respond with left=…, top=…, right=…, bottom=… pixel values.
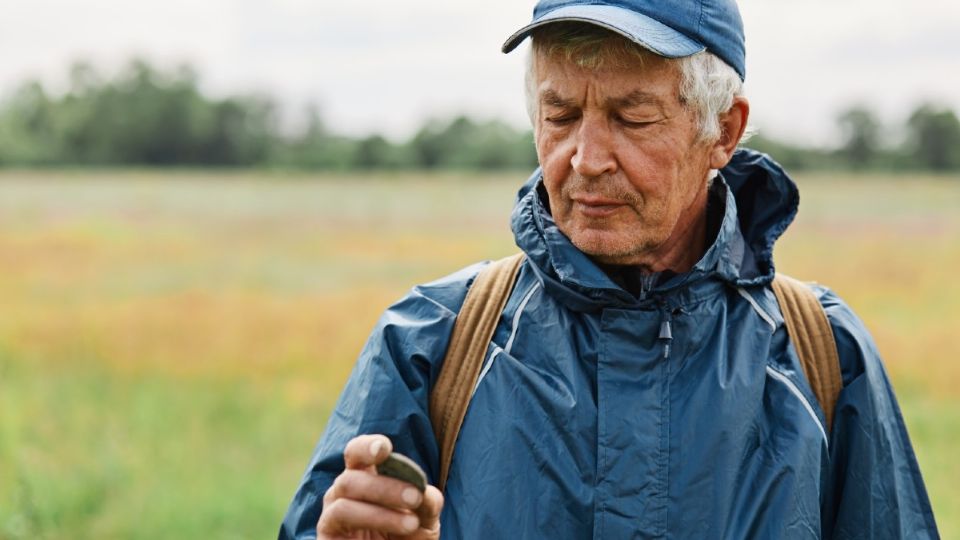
left=618, top=117, right=657, bottom=128
left=545, top=115, right=578, bottom=125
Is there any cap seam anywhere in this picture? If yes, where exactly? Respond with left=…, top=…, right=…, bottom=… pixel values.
left=697, top=0, right=706, bottom=37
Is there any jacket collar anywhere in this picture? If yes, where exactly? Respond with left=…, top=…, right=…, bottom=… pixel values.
left=511, top=149, right=799, bottom=311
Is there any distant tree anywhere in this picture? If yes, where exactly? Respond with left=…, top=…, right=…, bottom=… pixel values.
left=201, top=96, right=276, bottom=165
left=302, top=104, right=326, bottom=139
left=409, top=116, right=537, bottom=170
left=0, top=81, right=58, bottom=165
left=454, top=119, right=537, bottom=169
left=355, top=135, right=401, bottom=169
left=740, top=133, right=836, bottom=171
left=906, top=104, right=960, bottom=171
left=410, top=118, right=457, bottom=168
left=836, top=106, right=881, bottom=169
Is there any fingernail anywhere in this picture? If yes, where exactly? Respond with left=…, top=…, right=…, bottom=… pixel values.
left=402, top=514, right=419, bottom=532
left=370, top=439, right=383, bottom=458
left=401, top=487, right=421, bottom=507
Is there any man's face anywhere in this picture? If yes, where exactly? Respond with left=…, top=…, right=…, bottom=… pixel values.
left=534, top=49, right=715, bottom=269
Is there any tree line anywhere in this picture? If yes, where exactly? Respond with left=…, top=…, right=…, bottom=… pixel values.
left=1, top=59, right=958, bottom=172
left=0, top=60, right=538, bottom=170
left=747, top=104, right=960, bottom=172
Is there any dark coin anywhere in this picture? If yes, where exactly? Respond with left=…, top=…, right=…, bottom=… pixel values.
left=376, top=452, right=427, bottom=493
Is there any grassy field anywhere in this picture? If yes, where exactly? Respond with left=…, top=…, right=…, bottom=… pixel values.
left=0, top=169, right=957, bottom=538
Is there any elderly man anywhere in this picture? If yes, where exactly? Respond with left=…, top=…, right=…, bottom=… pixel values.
left=281, top=1, right=938, bottom=538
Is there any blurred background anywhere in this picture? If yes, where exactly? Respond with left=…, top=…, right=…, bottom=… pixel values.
left=0, top=1, right=957, bottom=538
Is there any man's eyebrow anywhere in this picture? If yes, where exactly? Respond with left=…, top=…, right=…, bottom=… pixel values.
left=540, top=89, right=576, bottom=108
left=608, top=90, right=663, bottom=109
left=539, top=89, right=665, bottom=110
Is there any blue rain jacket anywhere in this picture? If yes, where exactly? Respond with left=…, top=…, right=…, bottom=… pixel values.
left=280, top=150, right=938, bottom=539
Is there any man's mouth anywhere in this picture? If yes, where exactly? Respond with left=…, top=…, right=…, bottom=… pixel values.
left=571, top=196, right=625, bottom=218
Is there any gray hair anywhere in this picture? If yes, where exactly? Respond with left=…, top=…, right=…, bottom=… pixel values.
left=524, top=23, right=748, bottom=144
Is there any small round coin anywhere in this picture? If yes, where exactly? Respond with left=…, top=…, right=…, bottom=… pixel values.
left=376, top=452, right=428, bottom=493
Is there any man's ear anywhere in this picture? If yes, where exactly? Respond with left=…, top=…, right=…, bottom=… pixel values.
left=708, top=97, right=750, bottom=170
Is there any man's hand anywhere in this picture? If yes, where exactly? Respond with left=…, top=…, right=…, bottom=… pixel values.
left=317, top=435, right=444, bottom=540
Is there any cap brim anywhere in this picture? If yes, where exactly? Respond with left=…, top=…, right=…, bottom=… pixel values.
left=501, top=4, right=705, bottom=58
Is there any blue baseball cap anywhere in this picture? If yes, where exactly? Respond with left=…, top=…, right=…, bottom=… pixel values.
left=502, top=0, right=746, bottom=81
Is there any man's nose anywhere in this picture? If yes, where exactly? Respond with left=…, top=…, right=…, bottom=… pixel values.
left=571, top=117, right=617, bottom=178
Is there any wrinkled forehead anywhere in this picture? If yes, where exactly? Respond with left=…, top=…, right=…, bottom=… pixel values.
left=532, top=40, right=681, bottom=98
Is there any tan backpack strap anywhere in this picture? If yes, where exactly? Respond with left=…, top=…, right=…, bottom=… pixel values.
left=429, top=253, right=525, bottom=493
left=771, top=273, right=843, bottom=434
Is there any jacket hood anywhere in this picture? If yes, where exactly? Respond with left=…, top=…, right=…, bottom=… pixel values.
left=510, top=149, right=799, bottom=311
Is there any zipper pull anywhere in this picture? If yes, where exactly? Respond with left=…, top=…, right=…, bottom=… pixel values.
left=658, top=308, right=674, bottom=360
left=658, top=318, right=673, bottom=340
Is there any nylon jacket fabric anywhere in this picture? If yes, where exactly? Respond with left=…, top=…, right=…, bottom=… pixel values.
left=279, top=149, right=938, bottom=539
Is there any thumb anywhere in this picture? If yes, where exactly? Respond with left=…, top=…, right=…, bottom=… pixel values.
left=343, top=434, right=393, bottom=470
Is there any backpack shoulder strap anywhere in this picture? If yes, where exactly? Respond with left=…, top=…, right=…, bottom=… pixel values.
left=429, top=253, right=525, bottom=493
left=771, top=273, right=843, bottom=434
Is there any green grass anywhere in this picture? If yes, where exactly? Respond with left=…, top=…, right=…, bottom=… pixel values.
left=0, top=169, right=957, bottom=538
left=0, top=358, right=310, bottom=539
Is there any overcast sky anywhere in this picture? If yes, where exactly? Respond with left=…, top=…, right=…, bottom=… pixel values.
left=1, top=0, right=958, bottom=145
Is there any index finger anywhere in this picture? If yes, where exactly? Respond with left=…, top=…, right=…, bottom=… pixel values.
left=343, top=434, right=393, bottom=470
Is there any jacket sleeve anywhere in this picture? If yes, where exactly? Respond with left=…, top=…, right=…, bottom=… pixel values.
left=816, top=287, right=940, bottom=539
left=277, top=263, right=484, bottom=540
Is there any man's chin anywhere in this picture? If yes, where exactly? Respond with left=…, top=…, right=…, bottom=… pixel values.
left=568, top=231, right=658, bottom=266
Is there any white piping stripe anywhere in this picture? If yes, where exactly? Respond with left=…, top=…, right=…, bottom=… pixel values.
left=765, top=366, right=828, bottom=447
left=472, top=281, right=539, bottom=397
left=738, top=287, right=776, bottom=331
left=473, top=347, right=502, bottom=396
left=505, top=282, right=541, bottom=354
